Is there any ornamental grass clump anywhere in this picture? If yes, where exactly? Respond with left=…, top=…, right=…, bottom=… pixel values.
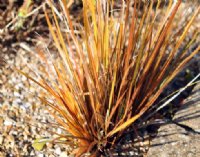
left=20, top=0, right=200, bottom=156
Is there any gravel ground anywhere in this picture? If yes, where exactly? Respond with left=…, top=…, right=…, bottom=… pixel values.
left=0, top=47, right=72, bottom=157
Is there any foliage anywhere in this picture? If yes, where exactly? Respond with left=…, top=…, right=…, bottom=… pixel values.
left=19, top=0, right=200, bottom=156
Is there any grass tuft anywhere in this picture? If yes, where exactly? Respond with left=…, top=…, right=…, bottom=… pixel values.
left=20, top=0, right=199, bottom=156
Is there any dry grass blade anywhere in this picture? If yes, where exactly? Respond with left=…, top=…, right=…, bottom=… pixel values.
left=19, top=0, right=200, bottom=156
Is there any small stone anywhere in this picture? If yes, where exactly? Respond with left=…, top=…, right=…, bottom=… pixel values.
left=4, top=118, right=13, bottom=126
left=8, top=110, right=16, bottom=119
left=60, top=152, right=69, bottom=157
left=2, top=104, right=9, bottom=111
left=55, top=147, right=61, bottom=155
left=38, top=154, right=44, bottom=157
left=129, top=151, right=135, bottom=156
left=57, top=128, right=62, bottom=134
left=46, top=142, right=53, bottom=149
left=22, top=75, right=27, bottom=81
left=30, top=151, right=35, bottom=156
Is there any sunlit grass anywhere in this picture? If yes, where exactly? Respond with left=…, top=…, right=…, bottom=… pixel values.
left=19, top=0, right=200, bottom=156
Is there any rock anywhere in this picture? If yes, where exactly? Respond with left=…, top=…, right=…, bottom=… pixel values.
left=173, top=84, right=200, bottom=132
left=147, top=83, right=200, bottom=157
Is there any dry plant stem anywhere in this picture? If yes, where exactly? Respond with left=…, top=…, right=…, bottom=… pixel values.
left=0, top=2, right=45, bottom=32
left=146, top=72, right=200, bottom=121
left=19, top=0, right=200, bottom=156
left=0, top=0, right=73, bottom=33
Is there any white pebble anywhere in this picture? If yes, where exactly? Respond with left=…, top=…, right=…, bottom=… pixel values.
left=55, top=147, right=61, bottom=155
left=14, top=91, right=20, bottom=97
left=4, top=118, right=13, bottom=126
left=60, top=152, right=69, bottom=157
left=38, top=154, right=44, bottom=157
